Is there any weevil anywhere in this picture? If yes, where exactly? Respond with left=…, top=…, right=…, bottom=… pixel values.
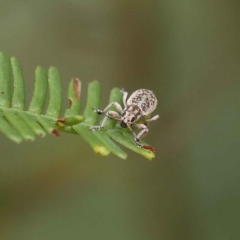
left=89, top=89, right=159, bottom=147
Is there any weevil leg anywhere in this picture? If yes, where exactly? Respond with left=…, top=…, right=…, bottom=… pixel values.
left=133, top=123, right=149, bottom=147
left=146, top=114, right=159, bottom=123
left=107, top=111, right=121, bottom=120
left=89, top=102, right=123, bottom=131
left=89, top=125, right=102, bottom=131
left=100, top=111, right=121, bottom=128
left=93, top=102, right=123, bottom=115
left=126, top=124, right=142, bottom=147
left=121, top=88, right=128, bottom=108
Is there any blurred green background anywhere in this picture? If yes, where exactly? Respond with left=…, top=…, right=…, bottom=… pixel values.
left=1, top=1, right=240, bottom=239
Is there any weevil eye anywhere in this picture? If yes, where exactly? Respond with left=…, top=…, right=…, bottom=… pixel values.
left=131, top=117, right=135, bottom=122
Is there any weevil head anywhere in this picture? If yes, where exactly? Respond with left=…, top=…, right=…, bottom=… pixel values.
left=120, top=105, right=142, bottom=128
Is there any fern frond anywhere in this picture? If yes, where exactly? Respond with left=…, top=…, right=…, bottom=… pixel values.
left=0, top=52, right=155, bottom=160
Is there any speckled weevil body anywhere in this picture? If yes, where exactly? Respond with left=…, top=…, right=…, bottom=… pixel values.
left=90, top=89, right=159, bottom=147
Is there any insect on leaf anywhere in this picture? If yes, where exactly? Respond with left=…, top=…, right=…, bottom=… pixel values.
left=0, top=52, right=156, bottom=160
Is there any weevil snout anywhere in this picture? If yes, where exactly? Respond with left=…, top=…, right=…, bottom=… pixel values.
left=120, top=121, right=127, bottom=128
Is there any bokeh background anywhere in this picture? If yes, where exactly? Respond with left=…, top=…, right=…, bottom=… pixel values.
left=1, top=1, right=240, bottom=239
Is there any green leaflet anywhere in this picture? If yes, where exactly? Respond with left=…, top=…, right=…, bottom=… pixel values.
left=11, top=57, right=25, bottom=110
left=64, top=78, right=82, bottom=117
left=0, top=53, right=11, bottom=108
left=107, top=129, right=155, bottom=160
left=29, top=66, right=48, bottom=114
left=0, top=112, right=22, bottom=143
left=83, top=80, right=100, bottom=125
left=46, top=67, right=62, bottom=118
